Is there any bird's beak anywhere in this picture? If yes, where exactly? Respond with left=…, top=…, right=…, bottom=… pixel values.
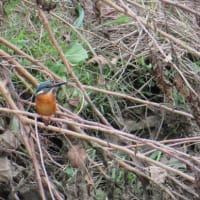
left=48, top=81, right=67, bottom=88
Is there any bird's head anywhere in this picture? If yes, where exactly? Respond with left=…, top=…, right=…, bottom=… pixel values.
left=35, top=81, right=67, bottom=96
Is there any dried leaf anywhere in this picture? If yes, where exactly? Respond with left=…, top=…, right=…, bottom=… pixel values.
left=147, top=166, right=167, bottom=184
left=110, top=57, right=118, bottom=65
left=164, top=53, right=172, bottom=63
left=0, top=157, right=11, bottom=198
left=174, top=74, right=189, bottom=97
left=67, top=145, right=87, bottom=168
left=122, top=116, right=160, bottom=132
left=153, top=59, right=173, bottom=103
left=0, top=130, right=20, bottom=148
left=87, top=55, right=109, bottom=66
left=36, top=0, right=56, bottom=12
left=94, top=1, right=116, bottom=18
left=0, top=157, right=12, bottom=183
left=68, top=97, right=80, bottom=107
left=97, top=76, right=106, bottom=86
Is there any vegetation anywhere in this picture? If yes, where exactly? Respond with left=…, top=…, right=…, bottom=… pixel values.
left=0, top=0, right=200, bottom=199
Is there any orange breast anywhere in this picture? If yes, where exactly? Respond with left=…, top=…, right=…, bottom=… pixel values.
left=35, top=92, right=56, bottom=116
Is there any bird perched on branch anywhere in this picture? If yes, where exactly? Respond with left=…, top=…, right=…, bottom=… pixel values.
left=35, top=81, right=66, bottom=125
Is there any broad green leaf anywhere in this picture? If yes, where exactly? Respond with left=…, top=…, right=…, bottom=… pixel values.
left=65, top=43, right=88, bottom=64
left=46, top=60, right=66, bottom=78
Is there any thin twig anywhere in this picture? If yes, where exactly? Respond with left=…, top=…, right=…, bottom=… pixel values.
left=34, top=117, right=56, bottom=200
left=83, top=85, right=193, bottom=118
left=160, top=0, right=200, bottom=16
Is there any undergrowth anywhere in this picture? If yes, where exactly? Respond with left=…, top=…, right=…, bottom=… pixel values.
left=0, top=0, right=200, bottom=200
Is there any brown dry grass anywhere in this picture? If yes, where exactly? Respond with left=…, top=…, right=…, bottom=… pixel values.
left=0, top=0, right=200, bottom=199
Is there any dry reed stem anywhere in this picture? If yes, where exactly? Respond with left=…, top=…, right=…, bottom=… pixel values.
left=0, top=107, right=195, bottom=183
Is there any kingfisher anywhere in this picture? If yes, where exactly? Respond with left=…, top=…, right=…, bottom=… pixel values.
left=35, top=81, right=66, bottom=125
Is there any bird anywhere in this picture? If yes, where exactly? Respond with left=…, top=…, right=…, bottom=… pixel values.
left=35, top=81, right=66, bottom=125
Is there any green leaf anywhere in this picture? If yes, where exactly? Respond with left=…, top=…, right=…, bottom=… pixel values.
left=150, top=151, right=162, bottom=161
left=63, top=167, right=74, bottom=176
left=95, top=189, right=106, bottom=200
left=74, top=4, right=85, bottom=28
left=146, top=64, right=152, bottom=70
left=10, top=28, right=37, bottom=51
left=46, top=60, right=67, bottom=78
left=173, top=88, right=185, bottom=105
left=111, top=168, right=116, bottom=179
left=112, top=15, right=131, bottom=25
left=127, top=173, right=136, bottom=184
left=65, top=43, right=88, bottom=64
left=4, top=0, right=21, bottom=14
